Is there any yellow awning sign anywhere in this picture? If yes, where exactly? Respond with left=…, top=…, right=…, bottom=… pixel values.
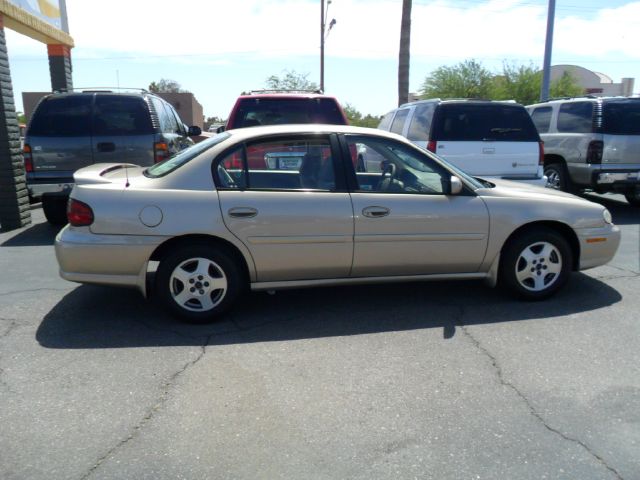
left=0, top=0, right=73, bottom=46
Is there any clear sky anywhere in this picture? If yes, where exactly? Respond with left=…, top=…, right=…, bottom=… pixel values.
left=5, top=0, right=640, bottom=119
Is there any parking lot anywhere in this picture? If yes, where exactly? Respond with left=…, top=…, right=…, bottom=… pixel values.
left=0, top=193, right=638, bottom=479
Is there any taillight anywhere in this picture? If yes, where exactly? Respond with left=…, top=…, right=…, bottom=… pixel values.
left=586, top=140, right=604, bottom=164
left=538, top=141, right=545, bottom=166
left=67, top=199, right=94, bottom=226
left=427, top=140, right=437, bottom=153
left=154, top=142, right=169, bottom=163
left=23, top=144, right=33, bottom=173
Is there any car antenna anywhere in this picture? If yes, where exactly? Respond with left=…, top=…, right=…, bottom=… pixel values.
left=124, top=164, right=130, bottom=188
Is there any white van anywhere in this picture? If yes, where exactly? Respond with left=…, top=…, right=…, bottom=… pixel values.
left=372, top=99, right=546, bottom=186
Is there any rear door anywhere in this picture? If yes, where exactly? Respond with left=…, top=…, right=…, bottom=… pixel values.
left=215, top=133, right=354, bottom=282
left=431, top=103, right=540, bottom=179
left=27, top=95, right=93, bottom=180
left=92, top=95, right=155, bottom=166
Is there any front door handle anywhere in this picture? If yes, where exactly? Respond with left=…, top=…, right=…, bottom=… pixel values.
left=228, top=207, right=258, bottom=218
left=362, top=206, right=390, bottom=218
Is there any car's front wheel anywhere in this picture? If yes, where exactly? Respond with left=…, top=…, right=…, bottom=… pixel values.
left=499, top=228, right=572, bottom=300
left=155, top=244, right=244, bottom=323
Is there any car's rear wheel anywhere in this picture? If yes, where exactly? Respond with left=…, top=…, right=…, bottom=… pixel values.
left=42, top=194, right=68, bottom=225
left=155, top=244, right=244, bottom=323
left=500, top=228, right=572, bottom=300
left=544, top=163, right=573, bottom=192
left=625, top=190, right=640, bottom=206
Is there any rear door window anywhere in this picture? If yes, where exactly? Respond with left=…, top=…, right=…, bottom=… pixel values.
left=233, top=98, right=344, bottom=127
left=28, top=95, right=92, bottom=137
left=433, top=104, right=539, bottom=141
left=557, top=102, right=593, bottom=133
left=389, top=108, right=410, bottom=135
left=603, top=101, right=640, bottom=135
left=93, top=96, right=153, bottom=136
left=530, top=106, right=553, bottom=133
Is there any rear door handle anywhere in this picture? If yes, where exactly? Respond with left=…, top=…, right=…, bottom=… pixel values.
left=96, top=142, right=116, bottom=152
left=228, top=207, right=258, bottom=218
left=362, top=206, right=390, bottom=218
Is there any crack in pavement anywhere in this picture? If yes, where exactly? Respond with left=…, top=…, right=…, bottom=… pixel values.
left=457, top=308, right=624, bottom=480
left=0, top=320, right=19, bottom=393
left=0, top=287, right=74, bottom=298
left=79, top=333, right=214, bottom=480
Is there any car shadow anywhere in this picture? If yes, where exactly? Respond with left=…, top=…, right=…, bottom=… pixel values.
left=579, top=193, right=639, bottom=226
left=1, top=221, right=62, bottom=247
left=37, top=273, right=622, bottom=350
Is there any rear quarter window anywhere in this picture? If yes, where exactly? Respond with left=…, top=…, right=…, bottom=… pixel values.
left=406, top=103, right=435, bottom=141
left=557, top=102, right=594, bottom=133
left=602, top=101, right=640, bottom=135
left=378, top=111, right=395, bottom=130
left=28, top=95, right=92, bottom=137
left=433, top=104, right=539, bottom=141
left=231, top=97, right=345, bottom=128
left=390, top=108, right=410, bottom=135
left=530, top=106, right=553, bottom=133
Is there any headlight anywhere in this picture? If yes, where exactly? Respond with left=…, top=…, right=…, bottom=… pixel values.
left=603, top=209, right=613, bottom=224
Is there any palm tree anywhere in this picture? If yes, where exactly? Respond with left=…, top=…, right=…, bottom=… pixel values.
left=398, top=0, right=412, bottom=106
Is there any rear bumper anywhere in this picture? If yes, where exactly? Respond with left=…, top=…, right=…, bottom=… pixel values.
left=55, top=226, right=166, bottom=297
left=568, top=163, right=640, bottom=190
left=28, top=180, right=74, bottom=198
left=575, top=224, right=621, bottom=270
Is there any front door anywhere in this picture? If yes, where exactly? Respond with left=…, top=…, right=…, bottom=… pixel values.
left=343, top=135, right=490, bottom=277
left=215, top=134, right=354, bottom=282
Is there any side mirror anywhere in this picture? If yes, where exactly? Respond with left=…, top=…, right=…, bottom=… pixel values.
left=450, top=175, right=463, bottom=195
left=188, top=126, right=202, bottom=136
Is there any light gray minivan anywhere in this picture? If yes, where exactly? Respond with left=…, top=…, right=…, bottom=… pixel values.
left=24, top=91, right=201, bottom=224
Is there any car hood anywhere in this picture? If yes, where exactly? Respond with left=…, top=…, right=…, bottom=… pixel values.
left=476, top=178, right=586, bottom=203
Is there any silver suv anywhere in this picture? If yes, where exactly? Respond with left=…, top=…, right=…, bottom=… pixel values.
left=527, top=97, right=640, bottom=206
left=24, top=90, right=202, bottom=224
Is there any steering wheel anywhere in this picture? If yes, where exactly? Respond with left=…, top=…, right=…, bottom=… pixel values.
left=376, top=161, right=397, bottom=191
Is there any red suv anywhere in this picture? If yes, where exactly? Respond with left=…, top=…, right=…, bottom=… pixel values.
left=223, top=92, right=350, bottom=170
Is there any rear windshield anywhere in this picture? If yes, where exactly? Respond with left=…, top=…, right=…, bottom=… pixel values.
left=144, top=133, right=231, bottom=178
left=231, top=97, right=345, bottom=128
left=603, top=100, right=640, bottom=135
left=93, top=95, right=153, bottom=136
left=28, top=96, right=92, bottom=137
left=433, top=104, right=539, bottom=142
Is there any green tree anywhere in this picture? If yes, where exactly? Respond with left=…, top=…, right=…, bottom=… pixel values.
left=264, top=70, right=318, bottom=91
left=344, top=103, right=381, bottom=128
left=549, top=72, right=583, bottom=100
left=420, top=59, right=494, bottom=99
left=148, top=79, right=187, bottom=93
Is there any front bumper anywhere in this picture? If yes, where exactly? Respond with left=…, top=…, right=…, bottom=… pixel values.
left=55, top=226, right=166, bottom=297
left=575, top=224, right=621, bottom=270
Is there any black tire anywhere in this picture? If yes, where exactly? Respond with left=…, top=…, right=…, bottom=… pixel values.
left=42, top=195, right=68, bottom=225
left=499, top=228, right=573, bottom=300
left=544, top=163, right=574, bottom=193
left=155, top=243, right=245, bottom=323
left=624, top=191, right=640, bottom=207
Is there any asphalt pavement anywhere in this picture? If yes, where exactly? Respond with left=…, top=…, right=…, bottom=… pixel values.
left=0, top=194, right=638, bottom=480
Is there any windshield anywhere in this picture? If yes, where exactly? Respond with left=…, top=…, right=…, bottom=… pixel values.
left=145, top=133, right=231, bottom=178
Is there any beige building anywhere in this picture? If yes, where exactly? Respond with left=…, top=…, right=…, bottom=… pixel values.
left=551, top=65, right=635, bottom=97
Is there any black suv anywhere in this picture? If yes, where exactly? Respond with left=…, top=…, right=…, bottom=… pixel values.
left=24, top=90, right=201, bottom=224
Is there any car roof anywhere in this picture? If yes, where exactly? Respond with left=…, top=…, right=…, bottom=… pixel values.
left=236, top=93, right=340, bottom=100
left=398, top=98, right=520, bottom=108
left=223, top=124, right=405, bottom=142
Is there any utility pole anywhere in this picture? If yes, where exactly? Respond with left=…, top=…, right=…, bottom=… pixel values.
left=540, top=0, right=556, bottom=101
left=320, top=0, right=325, bottom=92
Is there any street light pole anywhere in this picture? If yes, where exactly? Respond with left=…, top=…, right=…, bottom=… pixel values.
left=320, top=0, right=325, bottom=92
left=540, top=0, right=556, bottom=101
